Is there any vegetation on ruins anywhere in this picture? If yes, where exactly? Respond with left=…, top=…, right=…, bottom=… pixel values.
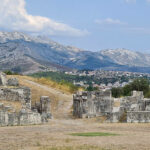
left=112, top=78, right=150, bottom=98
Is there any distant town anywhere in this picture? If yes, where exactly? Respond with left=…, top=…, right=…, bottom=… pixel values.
left=65, top=70, right=150, bottom=91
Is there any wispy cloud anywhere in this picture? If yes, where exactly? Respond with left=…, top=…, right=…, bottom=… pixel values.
left=95, top=17, right=150, bottom=35
left=95, top=18, right=127, bottom=25
left=0, top=0, right=89, bottom=37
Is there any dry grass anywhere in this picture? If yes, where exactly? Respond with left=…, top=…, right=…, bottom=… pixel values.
left=35, top=78, right=72, bottom=94
left=0, top=100, right=22, bottom=112
left=0, top=120, right=150, bottom=150
left=8, top=75, right=75, bottom=94
left=113, top=101, right=120, bottom=107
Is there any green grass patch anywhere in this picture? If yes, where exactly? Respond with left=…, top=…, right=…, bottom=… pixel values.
left=39, top=145, right=107, bottom=150
left=70, top=132, right=118, bottom=137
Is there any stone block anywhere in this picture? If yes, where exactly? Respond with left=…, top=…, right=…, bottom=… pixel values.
left=7, top=78, right=19, bottom=86
left=0, top=73, right=7, bottom=86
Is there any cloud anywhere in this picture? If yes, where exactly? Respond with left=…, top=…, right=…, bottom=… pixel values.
left=95, top=18, right=127, bottom=25
left=0, top=0, right=88, bottom=37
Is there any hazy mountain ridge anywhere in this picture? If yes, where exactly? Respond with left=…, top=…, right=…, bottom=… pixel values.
left=0, top=31, right=150, bottom=73
left=100, top=49, right=150, bottom=67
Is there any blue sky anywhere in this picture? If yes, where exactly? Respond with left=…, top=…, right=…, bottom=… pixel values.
left=1, top=0, right=150, bottom=52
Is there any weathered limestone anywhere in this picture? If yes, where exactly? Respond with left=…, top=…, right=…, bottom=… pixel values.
left=0, top=110, right=42, bottom=126
left=73, top=90, right=113, bottom=118
left=0, top=72, right=52, bottom=126
left=127, top=111, right=150, bottom=123
left=19, top=109, right=42, bottom=125
left=0, top=72, right=7, bottom=86
left=40, top=96, right=52, bottom=120
left=7, top=78, right=19, bottom=86
left=0, top=87, right=31, bottom=109
left=73, top=90, right=150, bottom=123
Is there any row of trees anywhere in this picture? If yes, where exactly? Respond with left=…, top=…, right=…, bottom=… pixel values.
left=112, top=78, right=150, bottom=98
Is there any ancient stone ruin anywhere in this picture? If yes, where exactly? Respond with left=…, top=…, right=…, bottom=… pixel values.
left=73, top=90, right=150, bottom=123
left=73, top=90, right=113, bottom=118
left=0, top=72, right=52, bottom=126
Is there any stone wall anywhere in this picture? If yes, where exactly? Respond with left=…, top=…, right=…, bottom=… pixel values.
left=0, top=73, right=7, bottom=86
left=0, top=110, right=42, bottom=126
left=73, top=90, right=150, bottom=123
left=0, top=72, right=52, bottom=127
left=0, top=87, right=31, bottom=109
left=73, top=90, right=113, bottom=118
left=127, top=111, right=150, bottom=123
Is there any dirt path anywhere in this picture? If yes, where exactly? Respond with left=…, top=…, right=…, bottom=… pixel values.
left=24, top=79, right=73, bottom=119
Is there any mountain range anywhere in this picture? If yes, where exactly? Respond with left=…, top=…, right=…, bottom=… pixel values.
left=0, top=31, right=150, bottom=74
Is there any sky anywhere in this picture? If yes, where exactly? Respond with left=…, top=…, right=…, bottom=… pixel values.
left=0, top=0, right=150, bottom=52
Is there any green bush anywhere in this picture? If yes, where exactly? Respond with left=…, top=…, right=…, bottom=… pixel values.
left=3, top=70, right=19, bottom=75
left=112, top=78, right=150, bottom=98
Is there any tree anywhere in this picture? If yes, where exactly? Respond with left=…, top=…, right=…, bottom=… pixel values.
left=112, top=87, right=123, bottom=98
left=112, top=78, right=150, bottom=98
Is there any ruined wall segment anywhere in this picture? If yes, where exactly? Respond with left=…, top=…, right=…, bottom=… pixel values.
left=73, top=90, right=113, bottom=118
left=73, top=90, right=150, bottom=123
left=0, top=72, right=52, bottom=126
left=0, top=87, right=31, bottom=109
left=127, top=111, right=150, bottom=123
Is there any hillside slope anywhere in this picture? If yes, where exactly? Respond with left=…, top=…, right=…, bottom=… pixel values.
left=1, top=31, right=150, bottom=73
left=100, top=49, right=150, bottom=67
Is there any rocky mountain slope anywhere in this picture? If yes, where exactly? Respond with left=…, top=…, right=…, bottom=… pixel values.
left=100, top=49, right=150, bottom=67
left=0, top=31, right=150, bottom=74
